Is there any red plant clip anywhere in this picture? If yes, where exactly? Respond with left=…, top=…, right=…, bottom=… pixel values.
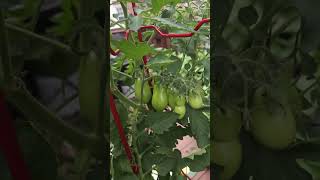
left=110, top=18, right=210, bottom=57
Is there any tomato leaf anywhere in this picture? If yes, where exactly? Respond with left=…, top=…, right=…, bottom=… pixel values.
left=147, top=54, right=176, bottom=67
left=47, top=0, right=75, bottom=37
left=154, top=126, right=191, bottom=149
left=297, top=159, right=320, bottom=180
left=238, top=5, right=259, bottom=27
left=187, top=106, right=210, bottom=148
left=15, top=121, right=58, bottom=180
left=151, top=17, right=196, bottom=32
left=156, top=157, right=177, bottom=176
left=112, top=40, right=154, bottom=60
left=184, top=148, right=210, bottom=172
left=110, top=101, right=128, bottom=157
left=128, top=15, right=143, bottom=32
left=144, top=112, right=178, bottom=134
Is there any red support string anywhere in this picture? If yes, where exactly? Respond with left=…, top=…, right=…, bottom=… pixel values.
left=109, top=91, right=139, bottom=174
left=0, top=93, right=32, bottom=180
left=110, top=18, right=210, bottom=55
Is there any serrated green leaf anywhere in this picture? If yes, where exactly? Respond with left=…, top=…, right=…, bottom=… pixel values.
left=185, top=148, right=210, bottom=172
left=238, top=5, right=258, bottom=27
left=156, top=157, right=177, bottom=176
left=167, top=59, right=183, bottom=74
left=128, top=16, right=143, bottom=31
left=151, top=17, right=196, bottom=32
left=15, top=121, right=58, bottom=180
left=147, top=54, right=176, bottom=67
left=155, top=126, right=190, bottom=148
left=112, top=40, right=154, bottom=60
left=183, top=148, right=207, bottom=160
left=297, top=159, right=320, bottom=180
left=151, top=0, right=166, bottom=14
left=187, top=106, right=210, bottom=148
left=118, top=155, right=133, bottom=173
left=142, top=153, right=164, bottom=172
left=144, top=112, right=178, bottom=134
left=47, top=0, right=75, bottom=36
left=110, top=101, right=128, bottom=157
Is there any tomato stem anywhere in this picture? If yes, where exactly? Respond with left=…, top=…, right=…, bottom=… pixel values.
left=5, top=23, right=72, bottom=53
left=0, top=10, right=13, bottom=85
left=6, top=86, right=101, bottom=151
left=120, top=2, right=129, bottom=29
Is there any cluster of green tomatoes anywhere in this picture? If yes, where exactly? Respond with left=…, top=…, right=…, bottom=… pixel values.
left=134, top=78, right=204, bottom=118
left=213, top=82, right=300, bottom=180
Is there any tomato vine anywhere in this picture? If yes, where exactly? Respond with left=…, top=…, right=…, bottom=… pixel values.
left=110, top=1, right=210, bottom=179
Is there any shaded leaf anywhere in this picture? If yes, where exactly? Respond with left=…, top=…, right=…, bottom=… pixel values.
left=15, top=121, right=58, bottom=180
left=185, top=148, right=210, bottom=172
left=144, top=112, right=179, bottom=134
left=238, top=5, right=259, bottom=27
left=128, top=16, right=143, bottom=32
left=297, top=159, right=320, bottom=180
left=147, top=54, right=176, bottom=67
left=187, top=106, right=210, bottom=148
left=151, top=17, right=195, bottom=32
left=112, top=40, right=154, bottom=60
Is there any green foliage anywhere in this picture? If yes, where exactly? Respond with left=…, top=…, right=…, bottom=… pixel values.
left=214, top=0, right=320, bottom=179
left=110, top=1, right=210, bottom=179
left=0, top=120, right=58, bottom=180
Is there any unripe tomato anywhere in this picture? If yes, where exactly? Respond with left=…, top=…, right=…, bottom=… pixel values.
left=213, top=139, right=242, bottom=180
left=79, top=51, right=101, bottom=129
left=152, top=84, right=168, bottom=111
left=188, top=92, right=203, bottom=109
left=174, top=105, right=186, bottom=119
left=167, top=89, right=176, bottom=109
left=134, top=78, right=151, bottom=104
left=251, top=104, right=296, bottom=150
left=175, top=95, right=186, bottom=106
left=214, top=108, right=242, bottom=141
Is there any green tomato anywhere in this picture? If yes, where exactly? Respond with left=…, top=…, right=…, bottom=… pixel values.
left=214, top=108, right=242, bottom=141
left=79, top=51, right=101, bottom=129
left=213, top=139, right=242, bottom=180
left=152, top=84, right=168, bottom=111
left=188, top=92, right=203, bottom=109
left=175, top=95, right=186, bottom=106
left=134, top=78, right=152, bottom=104
left=167, top=89, right=177, bottom=109
left=251, top=104, right=296, bottom=150
left=174, top=105, right=186, bottom=119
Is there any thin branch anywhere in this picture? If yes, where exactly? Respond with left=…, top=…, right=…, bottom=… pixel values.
left=5, top=23, right=72, bottom=53
left=0, top=10, right=13, bottom=84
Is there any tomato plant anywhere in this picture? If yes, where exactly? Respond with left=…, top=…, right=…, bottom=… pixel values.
left=110, top=0, right=210, bottom=179
left=1, top=0, right=107, bottom=179
left=214, top=0, right=320, bottom=179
